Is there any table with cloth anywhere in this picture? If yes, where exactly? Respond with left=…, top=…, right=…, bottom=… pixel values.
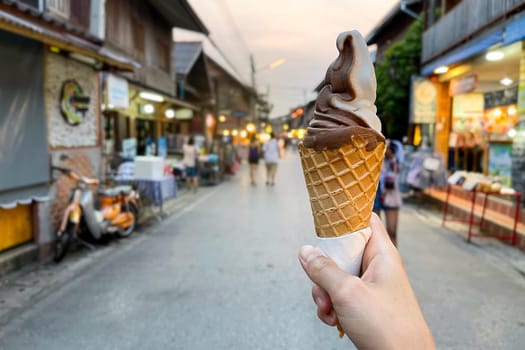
left=114, top=175, right=177, bottom=212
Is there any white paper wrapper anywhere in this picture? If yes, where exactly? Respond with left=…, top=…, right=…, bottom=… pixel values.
left=316, top=227, right=372, bottom=276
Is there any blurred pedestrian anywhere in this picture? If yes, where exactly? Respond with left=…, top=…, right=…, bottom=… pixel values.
left=183, top=135, right=199, bottom=193
left=248, top=136, right=261, bottom=186
left=378, top=140, right=403, bottom=245
left=263, top=132, right=280, bottom=186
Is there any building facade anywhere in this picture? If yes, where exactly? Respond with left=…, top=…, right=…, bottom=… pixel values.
left=0, top=0, right=208, bottom=270
left=421, top=0, right=525, bottom=191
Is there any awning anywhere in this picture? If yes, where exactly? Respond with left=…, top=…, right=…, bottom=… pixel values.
left=504, top=15, right=525, bottom=45
left=128, top=81, right=200, bottom=111
left=0, top=184, right=49, bottom=209
left=421, top=29, right=503, bottom=76
left=146, top=0, right=208, bottom=35
left=0, top=9, right=139, bottom=71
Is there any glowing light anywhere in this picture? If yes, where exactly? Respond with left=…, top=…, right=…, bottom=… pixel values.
left=414, top=125, right=422, bottom=146
left=219, top=115, right=227, bottom=122
left=240, top=130, right=248, bottom=138
left=500, top=77, right=514, bottom=86
left=143, top=104, right=154, bottom=114
left=259, top=133, right=271, bottom=143
left=494, top=108, right=502, bottom=117
left=246, top=123, right=256, bottom=133
left=223, top=130, right=230, bottom=136
left=165, top=109, right=175, bottom=119
left=508, top=106, right=517, bottom=116
left=139, top=91, right=164, bottom=102
left=486, top=51, right=504, bottom=61
left=232, top=129, right=239, bottom=136
left=206, top=114, right=215, bottom=128
left=268, top=58, right=286, bottom=69
left=508, top=128, right=517, bottom=138
left=433, top=66, right=449, bottom=74
left=283, top=124, right=289, bottom=131
left=265, top=125, right=273, bottom=133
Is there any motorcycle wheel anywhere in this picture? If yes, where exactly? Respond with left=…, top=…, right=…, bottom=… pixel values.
left=54, top=222, right=74, bottom=263
left=117, top=203, right=137, bottom=238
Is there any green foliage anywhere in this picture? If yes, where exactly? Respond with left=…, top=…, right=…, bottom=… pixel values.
left=375, top=19, right=422, bottom=139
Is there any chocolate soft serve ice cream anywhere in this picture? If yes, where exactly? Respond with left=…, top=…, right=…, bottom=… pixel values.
left=303, top=30, right=384, bottom=152
left=299, top=30, right=385, bottom=246
left=299, top=31, right=386, bottom=338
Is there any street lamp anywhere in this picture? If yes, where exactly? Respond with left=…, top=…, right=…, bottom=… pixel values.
left=250, top=57, right=286, bottom=129
left=251, top=57, right=286, bottom=92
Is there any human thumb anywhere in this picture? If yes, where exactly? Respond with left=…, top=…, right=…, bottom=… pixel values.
left=299, top=245, right=352, bottom=297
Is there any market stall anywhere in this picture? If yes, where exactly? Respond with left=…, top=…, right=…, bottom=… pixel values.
left=442, top=171, right=521, bottom=245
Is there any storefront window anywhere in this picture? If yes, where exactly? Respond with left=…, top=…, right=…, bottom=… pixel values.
left=136, top=119, right=155, bottom=155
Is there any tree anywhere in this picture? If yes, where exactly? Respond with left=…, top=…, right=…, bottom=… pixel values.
left=375, top=19, right=422, bottom=140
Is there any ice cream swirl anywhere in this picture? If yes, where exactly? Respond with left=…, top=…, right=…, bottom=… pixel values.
left=303, top=30, right=384, bottom=151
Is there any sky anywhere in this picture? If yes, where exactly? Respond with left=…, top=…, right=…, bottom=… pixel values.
left=177, top=0, right=399, bottom=119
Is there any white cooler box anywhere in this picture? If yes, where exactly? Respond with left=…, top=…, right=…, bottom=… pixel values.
left=134, top=156, right=164, bottom=180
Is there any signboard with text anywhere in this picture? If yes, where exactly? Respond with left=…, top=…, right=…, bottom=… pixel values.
left=410, top=77, right=437, bottom=124
left=107, top=74, right=129, bottom=109
left=449, top=75, right=477, bottom=96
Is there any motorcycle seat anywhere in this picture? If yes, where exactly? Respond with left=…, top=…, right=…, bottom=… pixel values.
left=98, top=185, right=132, bottom=197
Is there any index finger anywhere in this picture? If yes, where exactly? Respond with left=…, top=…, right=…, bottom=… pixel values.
left=361, top=213, right=397, bottom=270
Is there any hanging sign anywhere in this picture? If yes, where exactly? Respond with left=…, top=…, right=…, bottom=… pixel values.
left=106, top=74, right=129, bottom=109
left=60, top=79, right=90, bottom=126
left=449, top=75, right=478, bottom=96
left=451, top=93, right=484, bottom=133
left=410, top=77, right=437, bottom=124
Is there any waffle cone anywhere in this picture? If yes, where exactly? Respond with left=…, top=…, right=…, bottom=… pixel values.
left=299, top=134, right=385, bottom=238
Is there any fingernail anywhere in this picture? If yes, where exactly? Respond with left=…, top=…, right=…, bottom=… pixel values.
left=313, top=295, right=323, bottom=307
left=299, top=245, right=320, bottom=263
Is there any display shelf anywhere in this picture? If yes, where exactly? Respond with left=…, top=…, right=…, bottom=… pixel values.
left=442, top=184, right=521, bottom=245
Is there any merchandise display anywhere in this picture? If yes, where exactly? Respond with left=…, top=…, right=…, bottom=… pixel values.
left=134, top=156, right=164, bottom=180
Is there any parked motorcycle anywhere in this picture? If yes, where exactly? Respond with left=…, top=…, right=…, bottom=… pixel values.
left=52, top=166, right=140, bottom=262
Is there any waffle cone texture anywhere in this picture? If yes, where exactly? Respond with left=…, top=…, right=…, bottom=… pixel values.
left=300, top=134, right=385, bottom=238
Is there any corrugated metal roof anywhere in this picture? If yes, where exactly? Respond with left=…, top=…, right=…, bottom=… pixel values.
left=365, top=0, right=422, bottom=45
left=174, top=42, right=203, bottom=75
left=146, top=0, right=208, bottom=35
left=1, top=0, right=101, bottom=42
left=0, top=7, right=139, bottom=70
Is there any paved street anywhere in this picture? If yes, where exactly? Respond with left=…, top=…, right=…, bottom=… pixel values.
left=1, top=151, right=525, bottom=349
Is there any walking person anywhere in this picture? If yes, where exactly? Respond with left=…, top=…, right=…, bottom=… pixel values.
left=183, top=135, right=199, bottom=193
left=263, top=132, right=280, bottom=186
left=378, top=140, right=403, bottom=245
left=248, top=136, right=260, bottom=186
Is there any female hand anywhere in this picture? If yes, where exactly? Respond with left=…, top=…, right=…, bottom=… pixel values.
left=298, top=214, right=435, bottom=349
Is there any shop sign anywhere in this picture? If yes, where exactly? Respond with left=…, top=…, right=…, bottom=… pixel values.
left=452, top=93, right=484, bottom=133
left=107, top=74, right=129, bottom=109
left=484, top=86, right=518, bottom=109
left=489, top=143, right=512, bottom=187
left=122, top=138, right=137, bottom=159
left=511, top=121, right=525, bottom=196
left=449, top=75, right=477, bottom=96
left=518, top=87, right=525, bottom=119
left=175, top=109, right=193, bottom=120
left=517, top=80, right=525, bottom=119
left=231, top=110, right=248, bottom=118
left=410, top=77, right=437, bottom=124
left=60, top=79, right=90, bottom=126
left=157, top=137, right=167, bottom=159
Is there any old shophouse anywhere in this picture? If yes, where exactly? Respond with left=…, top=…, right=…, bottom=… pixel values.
left=0, top=0, right=207, bottom=272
